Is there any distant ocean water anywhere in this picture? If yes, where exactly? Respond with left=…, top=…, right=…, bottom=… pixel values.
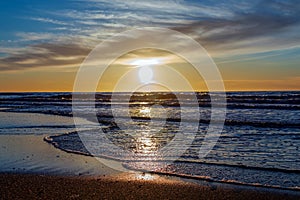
left=0, top=91, right=299, bottom=190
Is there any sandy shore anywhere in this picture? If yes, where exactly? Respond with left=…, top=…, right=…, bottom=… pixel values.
left=0, top=173, right=299, bottom=200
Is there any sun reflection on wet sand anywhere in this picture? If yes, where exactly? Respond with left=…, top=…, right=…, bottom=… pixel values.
left=136, top=173, right=155, bottom=180
left=110, top=172, right=173, bottom=182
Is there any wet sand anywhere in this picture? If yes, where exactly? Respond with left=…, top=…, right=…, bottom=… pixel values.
left=1, top=173, right=299, bottom=200
left=0, top=135, right=117, bottom=175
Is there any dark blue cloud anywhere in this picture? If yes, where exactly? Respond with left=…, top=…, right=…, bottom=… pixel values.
left=173, top=0, right=300, bottom=52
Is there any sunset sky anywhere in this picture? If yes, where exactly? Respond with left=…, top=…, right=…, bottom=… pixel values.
left=0, top=0, right=299, bottom=91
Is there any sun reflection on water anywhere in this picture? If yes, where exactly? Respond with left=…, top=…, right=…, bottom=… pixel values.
left=139, top=106, right=151, bottom=115
left=136, top=136, right=157, bottom=154
left=128, top=104, right=169, bottom=160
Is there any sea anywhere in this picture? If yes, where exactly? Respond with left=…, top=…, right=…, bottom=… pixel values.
left=0, top=91, right=299, bottom=191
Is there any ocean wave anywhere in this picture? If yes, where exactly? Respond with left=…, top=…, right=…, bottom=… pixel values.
left=44, top=131, right=300, bottom=191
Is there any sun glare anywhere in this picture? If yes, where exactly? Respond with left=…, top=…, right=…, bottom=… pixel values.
left=130, top=58, right=159, bottom=66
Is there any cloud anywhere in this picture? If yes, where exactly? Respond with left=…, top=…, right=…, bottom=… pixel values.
left=215, top=45, right=300, bottom=64
left=15, top=32, right=59, bottom=42
left=80, top=0, right=234, bottom=18
left=24, top=0, right=300, bottom=57
left=1, top=0, right=300, bottom=73
left=0, top=43, right=92, bottom=71
left=43, top=0, right=234, bottom=41
left=173, top=0, right=300, bottom=55
left=29, top=17, right=69, bottom=26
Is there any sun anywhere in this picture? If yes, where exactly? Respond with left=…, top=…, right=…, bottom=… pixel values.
left=130, top=59, right=159, bottom=84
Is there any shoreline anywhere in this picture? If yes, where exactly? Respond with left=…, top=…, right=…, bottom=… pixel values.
left=44, top=131, right=300, bottom=192
left=1, top=173, right=299, bottom=200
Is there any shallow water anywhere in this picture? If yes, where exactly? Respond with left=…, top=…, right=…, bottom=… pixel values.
left=0, top=113, right=116, bottom=176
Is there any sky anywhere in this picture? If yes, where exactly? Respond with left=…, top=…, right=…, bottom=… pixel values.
left=0, top=0, right=299, bottom=91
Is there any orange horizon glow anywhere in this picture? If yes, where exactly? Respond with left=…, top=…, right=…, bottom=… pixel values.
left=0, top=49, right=299, bottom=92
